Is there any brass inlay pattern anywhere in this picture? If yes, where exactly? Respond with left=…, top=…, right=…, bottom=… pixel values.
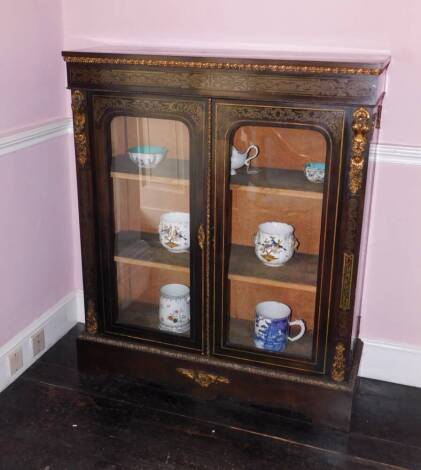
left=64, top=55, right=384, bottom=76
left=349, top=107, right=371, bottom=195
left=340, top=253, right=354, bottom=311
left=176, top=368, right=229, bottom=388
left=216, top=104, right=343, bottom=142
left=197, top=224, right=206, bottom=251
left=86, top=300, right=98, bottom=335
left=205, top=98, right=212, bottom=356
left=93, top=95, right=204, bottom=128
left=331, top=342, right=346, bottom=382
left=71, top=90, right=89, bottom=167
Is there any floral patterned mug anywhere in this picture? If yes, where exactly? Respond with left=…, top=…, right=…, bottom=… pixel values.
left=159, top=284, right=190, bottom=334
left=254, top=222, right=298, bottom=267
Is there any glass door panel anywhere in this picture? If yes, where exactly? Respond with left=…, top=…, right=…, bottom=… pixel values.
left=110, top=116, right=192, bottom=337
left=227, top=125, right=325, bottom=359
left=212, top=101, right=343, bottom=371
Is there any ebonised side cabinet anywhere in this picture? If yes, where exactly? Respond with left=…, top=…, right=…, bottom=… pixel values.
left=63, top=49, right=389, bottom=430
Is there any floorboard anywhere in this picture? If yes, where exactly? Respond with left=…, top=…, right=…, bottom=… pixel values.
left=0, top=324, right=420, bottom=470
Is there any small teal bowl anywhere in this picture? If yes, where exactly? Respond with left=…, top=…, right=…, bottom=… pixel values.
left=304, top=162, right=325, bottom=184
left=128, top=145, right=167, bottom=168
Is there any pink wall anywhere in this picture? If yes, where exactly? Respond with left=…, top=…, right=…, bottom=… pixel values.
left=62, top=0, right=421, bottom=147
left=0, top=1, right=78, bottom=346
left=0, top=138, right=76, bottom=346
left=61, top=0, right=421, bottom=349
left=360, top=162, right=421, bottom=344
left=1, top=0, right=67, bottom=133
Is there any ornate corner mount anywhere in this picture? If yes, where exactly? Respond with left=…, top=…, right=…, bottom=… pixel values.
left=71, top=89, right=89, bottom=168
left=331, top=342, right=346, bottom=382
left=339, top=252, right=354, bottom=311
left=349, top=107, right=371, bottom=195
left=86, top=299, right=98, bottom=335
left=176, top=368, right=230, bottom=388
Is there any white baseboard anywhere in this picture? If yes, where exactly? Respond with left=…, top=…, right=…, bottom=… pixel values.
left=75, top=288, right=86, bottom=323
left=359, top=338, right=421, bottom=388
left=0, top=290, right=84, bottom=394
left=0, top=118, right=73, bottom=157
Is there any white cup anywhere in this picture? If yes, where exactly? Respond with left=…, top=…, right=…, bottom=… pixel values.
left=254, top=222, right=298, bottom=267
left=159, top=212, right=190, bottom=253
left=254, top=301, right=305, bottom=352
left=159, top=284, right=190, bottom=334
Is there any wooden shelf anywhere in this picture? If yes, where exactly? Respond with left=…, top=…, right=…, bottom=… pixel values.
left=115, top=231, right=189, bottom=273
left=230, top=166, right=323, bottom=199
left=111, top=154, right=322, bottom=198
left=228, top=317, right=313, bottom=359
left=115, top=231, right=317, bottom=290
left=229, top=243, right=317, bottom=291
left=111, top=154, right=189, bottom=185
left=116, top=301, right=189, bottom=337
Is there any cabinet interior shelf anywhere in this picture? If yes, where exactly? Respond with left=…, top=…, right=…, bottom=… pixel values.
left=116, top=300, right=312, bottom=358
left=228, top=317, right=313, bottom=359
left=115, top=231, right=318, bottom=290
left=117, top=301, right=189, bottom=337
left=111, top=154, right=323, bottom=198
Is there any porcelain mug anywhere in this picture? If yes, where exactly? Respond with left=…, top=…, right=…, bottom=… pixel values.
left=254, top=222, right=298, bottom=267
left=230, top=145, right=259, bottom=175
left=159, top=212, right=190, bottom=253
left=159, top=284, right=190, bottom=333
left=254, top=301, right=305, bottom=352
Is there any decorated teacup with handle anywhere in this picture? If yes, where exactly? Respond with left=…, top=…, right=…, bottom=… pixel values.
left=254, top=301, right=305, bottom=352
left=159, top=212, right=190, bottom=253
left=230, top=145, right=259, bottom=175
left=159, top=284, right=190, bottom=334
left=254, top=222, right=298, bottom=267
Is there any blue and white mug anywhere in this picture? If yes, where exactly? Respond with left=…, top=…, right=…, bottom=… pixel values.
left=254, top=301, right=305, bottom=352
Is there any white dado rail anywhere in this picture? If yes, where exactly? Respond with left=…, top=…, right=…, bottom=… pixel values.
left=1, top=117, right=420, bottom=166
left=0, top=118, right=73, bottom=157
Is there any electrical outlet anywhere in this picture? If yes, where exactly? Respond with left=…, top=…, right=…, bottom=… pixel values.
left=8, top=348, right=23, bottom=376
left=31, top=329, right=45, bottom=357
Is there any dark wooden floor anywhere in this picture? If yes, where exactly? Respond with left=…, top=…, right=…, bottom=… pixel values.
left=0, top=325, right=420, bottom=469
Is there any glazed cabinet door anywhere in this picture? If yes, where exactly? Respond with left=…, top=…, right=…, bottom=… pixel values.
left=92, top=94, right=208, bottom=352
left=212, top=100, right=346, bottom=373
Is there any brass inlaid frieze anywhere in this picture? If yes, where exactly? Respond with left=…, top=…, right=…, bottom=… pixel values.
left=69, top=66, right=375, bottom=100
left=64, top=55, right=384, bottom=76
left=71, top=89, right=89, bottom=168
left=340, top=253, right=354, bottom=311
left=331, top=342, right=346, bottom=382
left=86, top=300, right=98, bottom=335
left=176, top=368, right=230, bottom=388
left=349, top=107, right=371, bottom=195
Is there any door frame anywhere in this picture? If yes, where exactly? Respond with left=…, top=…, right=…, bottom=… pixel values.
left=91, top=92, right=209, bottom=353
left=211, top=99, right=347, bottom=374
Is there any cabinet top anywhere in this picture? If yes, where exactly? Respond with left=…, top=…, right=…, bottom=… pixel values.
left=62, top=46, right=390, bottom=76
